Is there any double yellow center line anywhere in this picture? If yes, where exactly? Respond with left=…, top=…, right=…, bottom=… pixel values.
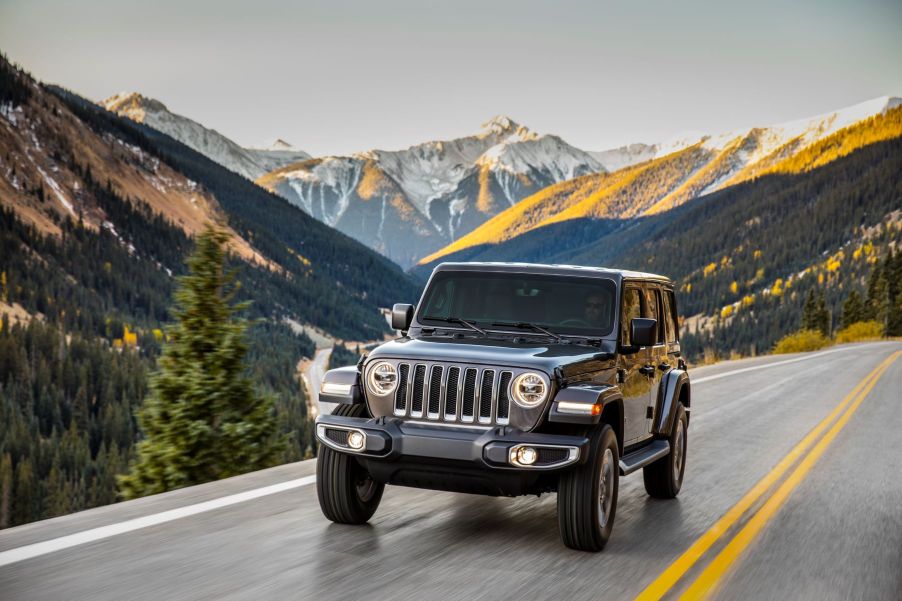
left=635, top=350, right=901, bottom=601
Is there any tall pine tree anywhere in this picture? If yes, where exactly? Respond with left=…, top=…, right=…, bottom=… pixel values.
left=841, top=290, right=865, bottom=328
left=119, top=227, right=283, bottom=499
left=802, top=290, right=831, bottom=336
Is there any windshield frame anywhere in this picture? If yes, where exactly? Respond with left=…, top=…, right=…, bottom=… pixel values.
left=415, top=270, right=619, bottom=339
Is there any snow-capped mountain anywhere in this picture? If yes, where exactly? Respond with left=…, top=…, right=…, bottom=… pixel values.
left=589, top=96, right=902, bottom=202
left=257, top=116, right=603, bottom=267
left=423, top=95, right=902, bottom=265
left=101, top=93, right=310, bottom=180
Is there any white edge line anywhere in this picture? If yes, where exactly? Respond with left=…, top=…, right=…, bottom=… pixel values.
left=691, top=346, right=864, bottom=384
left=0, top=474, right=316, bottom=568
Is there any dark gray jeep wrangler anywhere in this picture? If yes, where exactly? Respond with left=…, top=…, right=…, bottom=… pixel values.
left=314, top=262, right=690, bottom=551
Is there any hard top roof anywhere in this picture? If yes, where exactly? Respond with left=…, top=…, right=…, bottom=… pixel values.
left=433, top=261, right=673, bottom=284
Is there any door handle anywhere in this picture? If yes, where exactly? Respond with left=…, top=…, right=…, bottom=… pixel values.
left=658, top=362, right=671, bottom=371
left=639, top=365, right=656, bottom=376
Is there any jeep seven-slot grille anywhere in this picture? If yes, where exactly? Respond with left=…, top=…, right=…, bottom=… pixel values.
left=394, top=363, right=512, bottom=425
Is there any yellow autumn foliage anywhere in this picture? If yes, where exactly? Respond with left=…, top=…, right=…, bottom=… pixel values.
left=835, top=321, right=884, bottom=343
left=123, top=325, right=138, bottom=347
left=771, top=278, right=784, bottom=297
left=773, top=329, right=831, bottom=354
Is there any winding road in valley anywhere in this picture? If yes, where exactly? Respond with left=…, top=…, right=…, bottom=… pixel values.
left=300, top=347, right=334, bottom=420
left=3, top=341, right=901, bottom=600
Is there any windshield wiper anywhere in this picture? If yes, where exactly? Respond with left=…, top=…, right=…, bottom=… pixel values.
left=491, top=321, right=563, bottom=342
left=423, top=315, right=487, bottom=336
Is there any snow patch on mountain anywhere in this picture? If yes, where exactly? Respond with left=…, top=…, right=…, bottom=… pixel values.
left=478, top=134, right=602, bottom=179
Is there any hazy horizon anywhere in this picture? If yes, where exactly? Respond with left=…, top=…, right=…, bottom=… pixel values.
left=2, top=0, right=901, bottom=156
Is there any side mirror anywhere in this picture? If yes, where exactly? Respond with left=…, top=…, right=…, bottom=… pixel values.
left=391, top=303, right=415, bottom=332
left=630, top=317, right=657, bottom=348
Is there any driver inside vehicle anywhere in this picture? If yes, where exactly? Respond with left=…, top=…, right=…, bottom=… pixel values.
left=583, top=293, right=607, bottom=327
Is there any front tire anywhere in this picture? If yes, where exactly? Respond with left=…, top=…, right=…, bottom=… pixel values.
left=316, top=403, right=385, bottom=524
left=558, top=424, right=619, bottom=552
left=643, top=403, right=688, bottom=499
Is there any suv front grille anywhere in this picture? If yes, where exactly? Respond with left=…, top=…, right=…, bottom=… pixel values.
left=394, top=363, right=512, bottom=426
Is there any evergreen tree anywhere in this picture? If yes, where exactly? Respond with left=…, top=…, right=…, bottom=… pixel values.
left=801, top=290, right=830, bottom=335
left=814, top=292, right=831, bottom=337
left=119, top=227, right=283, bottom=499
left=841, top=290, right=865, bottom=328
left=802, top=290, right=818, bottom=331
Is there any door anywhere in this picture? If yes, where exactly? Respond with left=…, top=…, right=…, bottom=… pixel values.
left=644, top=285, right=671, bottom=434
left=619, top=286, right=653, bottom=447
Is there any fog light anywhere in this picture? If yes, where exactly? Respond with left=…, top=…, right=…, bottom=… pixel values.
left=516, top=446, right=537, bottom=465
left=347, top=431, right=365, bottom=450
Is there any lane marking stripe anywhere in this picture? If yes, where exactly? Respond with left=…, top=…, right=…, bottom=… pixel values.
left=679, top=351, right=899, bottom=600
left=0, top=475, right=317, bottom=568
left=634, top=351, right=900, bottom=601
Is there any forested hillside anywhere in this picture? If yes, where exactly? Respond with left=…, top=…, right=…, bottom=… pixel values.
left=0, top=55, right=419, bottom=527
left=51, top=86, right=420, bottom=340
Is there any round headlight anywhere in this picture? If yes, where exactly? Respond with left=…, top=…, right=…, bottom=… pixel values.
left=367, top=361, right=398, bottom=396
left=511, top=372, right=548, bottom=408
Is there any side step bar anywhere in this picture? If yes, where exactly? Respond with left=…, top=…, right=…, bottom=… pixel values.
left=619, top=440, right=670, bottom=475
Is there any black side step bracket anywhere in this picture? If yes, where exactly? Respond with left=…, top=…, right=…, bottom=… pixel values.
left=619, top=440, right=670, bottom=475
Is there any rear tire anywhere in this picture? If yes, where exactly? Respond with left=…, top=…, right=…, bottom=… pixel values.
left=558, top=424, right=619, bottom=552
left=316, top=403, right=385, bottom=524
left=643, top=403, right=688, bottom=499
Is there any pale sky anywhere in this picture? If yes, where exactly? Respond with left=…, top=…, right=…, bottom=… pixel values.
left=2, top=0, right=901, bottom=156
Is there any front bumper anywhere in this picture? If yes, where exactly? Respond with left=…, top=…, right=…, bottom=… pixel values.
left=315, top=414, right=589, bottom=471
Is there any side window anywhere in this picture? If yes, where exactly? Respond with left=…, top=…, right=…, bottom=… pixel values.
left=648, top=287, right=667, bottom=344
left=664, top=290, right=676, bottom=342
left=666, top=290, right=680, bottom=342
left=620, top=287, right=643, bottom=344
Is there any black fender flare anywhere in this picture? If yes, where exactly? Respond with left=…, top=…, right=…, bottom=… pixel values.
left=653, top=369, right=690, bottom=436
left=319, top=365, right=364, bottom=405
left=549, top=384, right=624, bottom=431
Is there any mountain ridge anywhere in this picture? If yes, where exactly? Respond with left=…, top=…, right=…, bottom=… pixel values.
left=256, top=115, right=604, bottom=267
left=101, top=92, right=311, bottom=180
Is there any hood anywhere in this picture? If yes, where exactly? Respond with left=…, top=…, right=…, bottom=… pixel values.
left=366, top=335, right=617, bottom=376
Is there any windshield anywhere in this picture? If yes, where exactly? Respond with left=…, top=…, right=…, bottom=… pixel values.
left=418, top=271, right=617, bottom=337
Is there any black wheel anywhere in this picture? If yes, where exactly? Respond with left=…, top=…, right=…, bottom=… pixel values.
left=558, top=424, right=619, bottom=552
left=316, top=403, right=385, bottom=524
left=643, top=403, right=688, bottom=499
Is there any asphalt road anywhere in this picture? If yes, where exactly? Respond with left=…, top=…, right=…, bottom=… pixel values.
left=2, top=341, right=901, bottom=601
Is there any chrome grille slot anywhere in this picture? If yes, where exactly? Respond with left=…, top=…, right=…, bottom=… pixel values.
left=461, top=368, right=478, bottom=421
left=384, top=362, right=525, bottom=427
left=394, top=363, right=410, bottom=415
left=427, top=365, right=443, bottom=418
left=497, top=371, right=512, bottom=424
left=479, top=370, right=495, bottom=423
left=411, top=364, right=427, bottom=417
left=444, top=366, right=460, bottom=418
